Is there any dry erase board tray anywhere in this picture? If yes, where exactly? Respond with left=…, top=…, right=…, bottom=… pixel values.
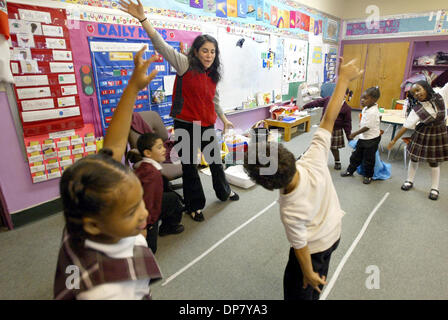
left=225, top=100, right=297, bottom=116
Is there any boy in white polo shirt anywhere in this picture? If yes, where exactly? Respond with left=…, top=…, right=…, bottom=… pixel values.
left=243, top=58, right=364, bottom=300
left=341, top=86, right=381, bottom=184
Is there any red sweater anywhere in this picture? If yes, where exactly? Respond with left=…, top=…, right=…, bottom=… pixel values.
left=134, top=162, right=163, bottom=226
left=170, top=69, right=217, bottom=127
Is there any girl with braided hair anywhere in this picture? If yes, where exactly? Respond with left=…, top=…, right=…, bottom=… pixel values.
left=53, top=47, right=163, bottom=299
left=388, top=80, right=448, bottom=201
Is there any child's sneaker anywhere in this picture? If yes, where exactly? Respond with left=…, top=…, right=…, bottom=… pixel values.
left=340, top=170, right=353, bottom=177
left=363, top=177, right=372, bottom=184
left=229, top=191, right=239, bottom=201
left=159, top=224, right=184, bottom=236
left=188, top=210, right=204, bottom=222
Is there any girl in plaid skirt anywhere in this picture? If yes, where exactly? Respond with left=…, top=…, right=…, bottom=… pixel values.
left=54, top=47, right=163, bottom=299
left=302, top=88, right=353, bottom=170
left=388, top=81, right=448, bottom=201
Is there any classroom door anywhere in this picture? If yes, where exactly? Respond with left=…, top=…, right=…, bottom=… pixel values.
left=341, top=44, right=368, bottom=109
left=363, top=42, right=410, bottom=109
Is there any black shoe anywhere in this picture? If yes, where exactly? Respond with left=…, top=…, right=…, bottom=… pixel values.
left=363, top=177, right=372, bottom=184
left=429, top=189, right=439, bottom=200
left=401, top=181, right=413, bottom=191
left=159, top=224, right=185, bottom=236
left=188, top=210, right=204, bottom=222
left=340, top=170, right=353, bottom=177
left=229, top=191, right=239, bottom=201
left=334, top=162, right=342, bottom=170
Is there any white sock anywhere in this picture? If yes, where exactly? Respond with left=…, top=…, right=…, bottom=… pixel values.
left=431, top=166, right=440, bottom=191
left=407, top=161, right=419, bottom=183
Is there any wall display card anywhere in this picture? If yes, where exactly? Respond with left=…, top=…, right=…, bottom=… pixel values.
left=49, top=62, right=74, bottom=73
left=11, top=47, right=32, bottom=60
left=43, top=148, right=58, bottom=160
left=71, top=145, right=84, bottom=155
left=57, top=96, right=76, bottom=107
left=26, top=142, right=41, bottom=153
left=85, top=143, right=97, bottom=153
left=46, top=160, right=60, bottom=170
left=22, top=106, right=80, bottom=122
left=48, top=169, right=62, bottom=180
left=84, top=133, right=95, bottom=143
left=17, top=33, right=35, bottom=48
left=14, top=75, right=49, bottom=87
left=59, top=158, right=73, bottom=167
left=61, top=85, right=78, bottom=96
left=42, top=25, right=64, bottom=37
left=33, top=172, right=48, bottom=183
left=17, top=86, right=51, bottom=100
left=30, top=163, right=46, bottom=174
left=19, top=60, right=39, bottom=74
left=28, top=152, right=43, bottom=163
left=57, top=147, right=71, bottom=158
left=57, top=138, right=70, bottom=148
left=58, top=73, right=76, bottom=84
left=22, top=98, right=55, bottom=111
left=45, top=38, right=66, bottom=49
left=19, top=9, right=52, bottom=23
left=11, top=62, right=19, bottom=74
left=53, top=50, right=72, bottom=61
left=71, top=136, right=83, bottom=146
left=42, top=139, right=56, bottom=149
left=50, top=130, right=75, bottom=139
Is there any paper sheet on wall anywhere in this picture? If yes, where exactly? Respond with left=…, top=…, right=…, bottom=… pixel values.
left=19, top=9, right=52, bottom=23
left=22, top=107, right=80, bottom=122
left=21, top=98, right=55, bottom=111
left=17, top=86, right=51, bottom=99
left=14, top=75, right=49, bottom=87
left=163, top=75, right=176, bottom=96
left=19, top=60, right=39, bottom=73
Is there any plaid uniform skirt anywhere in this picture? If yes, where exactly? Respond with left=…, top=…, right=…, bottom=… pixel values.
left=407, top=123, right=448, bottom=162
left=331, top=128, right=345, bottom=150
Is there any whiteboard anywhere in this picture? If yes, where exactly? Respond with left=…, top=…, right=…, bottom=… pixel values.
left=217, top=28, right=283, bottom=111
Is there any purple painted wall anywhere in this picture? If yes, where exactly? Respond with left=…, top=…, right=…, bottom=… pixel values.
left=0, top=92, right=60, bottom=216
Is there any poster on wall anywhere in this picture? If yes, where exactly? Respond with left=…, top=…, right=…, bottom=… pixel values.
left=307, top=44, right=324, bottom=85
left=89, top=37, right=180, bottom=135
left=323, top=18, right=339, bottom=42
left=7, top=2, right=84, bottom=137
left=324, top=45, right=337, bottom=83
left=282, top=37, right=307, bottom=85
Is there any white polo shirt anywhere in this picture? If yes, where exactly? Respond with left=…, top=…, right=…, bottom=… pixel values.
left=359, top=104, right=381, bottom=140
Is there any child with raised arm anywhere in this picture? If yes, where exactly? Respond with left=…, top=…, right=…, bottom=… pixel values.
left=53, top=47, right=162, bottom=300
left=244, top=59, right=364, bottom=300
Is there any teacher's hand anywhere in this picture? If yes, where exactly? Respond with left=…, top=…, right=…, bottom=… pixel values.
left=223, top=120, right=234, bottom=133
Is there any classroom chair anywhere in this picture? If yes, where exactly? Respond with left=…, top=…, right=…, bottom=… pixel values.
left=127, top=111, right=183, bottom=186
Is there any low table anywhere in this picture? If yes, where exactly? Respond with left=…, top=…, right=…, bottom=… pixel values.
left=264, top=116, right=311, bottom=142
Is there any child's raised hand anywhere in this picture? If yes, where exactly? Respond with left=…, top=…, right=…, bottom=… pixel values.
left=129, top=45, right=158, bottom=92
left=119, top=0, right=145, bottom=21
left=338, top=57, right=364, bottom=82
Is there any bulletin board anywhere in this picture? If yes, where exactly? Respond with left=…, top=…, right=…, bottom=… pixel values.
left=24, top=123, right=97, bottom=184
left=7, top=3, right=84, bottom=137
left=89, top=37, right=180, bottom=135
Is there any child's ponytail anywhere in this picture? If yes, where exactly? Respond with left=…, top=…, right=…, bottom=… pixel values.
left=60, top=149, right=131, bottom=250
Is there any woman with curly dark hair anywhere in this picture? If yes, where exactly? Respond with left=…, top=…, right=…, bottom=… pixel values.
left=121, top=0, right=239, bottom=222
